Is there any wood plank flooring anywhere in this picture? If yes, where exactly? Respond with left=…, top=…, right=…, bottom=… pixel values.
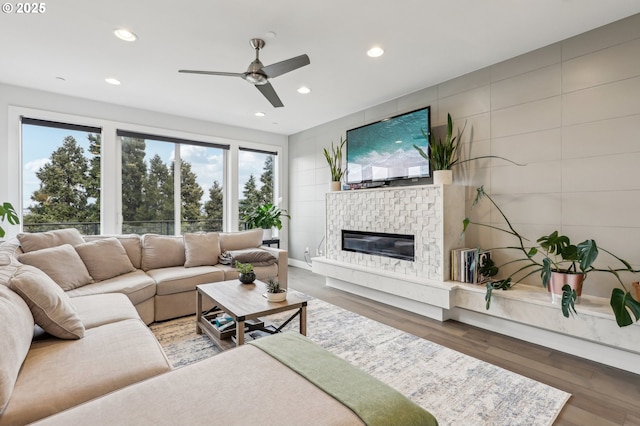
left=287, top=266, right=640, bottom=426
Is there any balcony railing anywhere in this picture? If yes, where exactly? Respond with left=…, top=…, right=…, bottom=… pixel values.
left=22, top=220, right=226, bottom=235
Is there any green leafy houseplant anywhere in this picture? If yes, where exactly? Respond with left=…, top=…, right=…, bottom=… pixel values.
left=323, top=137, right=346, bottom=182
left=413, top=113, right=523, bottom=171
left=0, top=202, right=19, bottom=238
left=235, top=261, right=256, bottom=284
left=461, top=186, right=640, bottom=327
left=244, top=203, right=290, bottom=230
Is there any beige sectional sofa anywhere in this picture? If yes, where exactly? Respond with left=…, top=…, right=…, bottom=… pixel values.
left=14, top=228, right=288, bottom=324
left=0, top=228, right=437, bottom=425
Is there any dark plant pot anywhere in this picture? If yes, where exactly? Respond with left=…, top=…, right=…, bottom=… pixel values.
left=548, top=271, right=584, bottom=304
left=238, top=272, right=256, bottom=284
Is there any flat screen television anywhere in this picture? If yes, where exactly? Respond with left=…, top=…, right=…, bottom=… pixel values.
left=346, top=106, right=431, bottom=185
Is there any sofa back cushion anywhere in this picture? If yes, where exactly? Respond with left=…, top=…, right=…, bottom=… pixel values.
left=141, top=235, right=186, bottom=271
left=219, top=229, right=263, bottom=252
left=9, top=264, right=85, bottom=340
left=75, top=238, right=137, bottom=281
left=18, top=244, right=93, bottom=291
left=0, top=284, right=34, bottom=414
left=17, top=228, right=84, bottom=253
left=184, top=232, right=221, bottom=267
left=83, top=234, right=142, bottom=269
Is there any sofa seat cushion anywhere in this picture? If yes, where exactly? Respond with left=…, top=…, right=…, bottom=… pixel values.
left=218, top=263, right=278, bottom=282
left=70, top=293, right=141, bottom=329
left=65, top=270, right=155, bottom=306
left=0, top=285, right=34, bottom=415
left=33, top=343, right=364, bottom=426
left=1, top=318, right=172, bottom=425
left=148, top=266, right=225, bottom=296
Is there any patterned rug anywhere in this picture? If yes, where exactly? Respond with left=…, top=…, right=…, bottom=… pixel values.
left=150, top=295, right=570, bottom=426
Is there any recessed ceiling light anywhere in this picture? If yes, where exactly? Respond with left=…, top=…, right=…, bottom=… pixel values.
left=105, top=78, right=121, bottom=85
left=255, top=112, right=266, bottom=117
left=367, top=47, right=384, bottom=58
left=265, top=31, right=277, bottom=38
left=114, top=28, right=138, bottom=42
left=297, top=86, right=311, bottom=94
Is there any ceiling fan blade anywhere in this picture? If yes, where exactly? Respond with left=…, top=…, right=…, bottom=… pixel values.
left=261, top=54, right=310, bottom=79
left=179, top=70, right=244, bottom=77
left=256, top=82, right=284, bottom=108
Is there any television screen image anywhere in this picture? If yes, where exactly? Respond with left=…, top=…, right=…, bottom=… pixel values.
left=346, top=106, right=430, bottom=185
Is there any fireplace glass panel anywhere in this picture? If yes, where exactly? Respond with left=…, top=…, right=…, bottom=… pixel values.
left=341, top=230, right=415, bottom=261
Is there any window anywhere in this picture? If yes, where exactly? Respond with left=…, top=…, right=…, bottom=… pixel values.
left=118, top=130, right=227, bottom=235
left=21, top=118, right=102, bottom=235
left=238, top=148, right=276, bottom=230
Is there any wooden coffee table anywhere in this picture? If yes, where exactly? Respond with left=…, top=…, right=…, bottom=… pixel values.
left=196, top=279, right=308, bottom=350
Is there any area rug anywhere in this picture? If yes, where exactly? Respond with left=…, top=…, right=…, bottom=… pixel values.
left=150, top=296, right=570, bottom=426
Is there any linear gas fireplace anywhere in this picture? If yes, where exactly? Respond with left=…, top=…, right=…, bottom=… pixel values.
left=341, top=230, right=415, bottom=261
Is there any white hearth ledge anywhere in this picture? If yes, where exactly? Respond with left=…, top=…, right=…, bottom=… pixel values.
left=312, top=256, right=640, bottom=375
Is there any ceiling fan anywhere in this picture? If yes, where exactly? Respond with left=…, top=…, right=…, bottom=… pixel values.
left=179, top=38, right=310, bottom=108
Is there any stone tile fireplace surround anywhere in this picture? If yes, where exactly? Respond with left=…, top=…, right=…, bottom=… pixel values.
left=312, top=184, right=640, bottom=375
left=325, top=185, right=465, bottom=282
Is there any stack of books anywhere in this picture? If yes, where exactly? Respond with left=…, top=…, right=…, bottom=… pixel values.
left=451, top=248, right=492, bottom=284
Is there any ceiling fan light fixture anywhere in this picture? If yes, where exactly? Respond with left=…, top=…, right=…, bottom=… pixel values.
left=245, top=72, right=268, bottom=85
left=367, top=46, right=384, bottom=58
left=114, top=28, right=138, bottom=42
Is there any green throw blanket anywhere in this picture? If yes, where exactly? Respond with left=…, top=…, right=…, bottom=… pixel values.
left=250, top=332, right=438, bottom=426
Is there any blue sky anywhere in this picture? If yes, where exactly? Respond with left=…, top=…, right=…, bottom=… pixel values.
left=22, top=124, right=269, bottom=209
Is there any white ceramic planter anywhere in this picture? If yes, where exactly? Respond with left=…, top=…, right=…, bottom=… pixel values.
left=262, top=228, right=273, bottom=240
left=266, top=290, right=287, bottom=302
left=433, top=170, right=453, bottom=185
left=330, top=181, right=341, bottom=191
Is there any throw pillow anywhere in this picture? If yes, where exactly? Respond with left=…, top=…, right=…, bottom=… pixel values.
left=9, top=265, right=85, bottom=340
left=18, top=244, right=93, bottom=291
left=141, top=234, right=186, bottom=271
left=219, top=248, right=277, bottom=266
left=219, top=228, right=263, bottom=252
left=184, top=232, right=221, bottom=267
left=17, top=228, right=85, bottom=253
left=0, top=285, right=35, bottom=414
left=74, top=238, right=136, bottom=281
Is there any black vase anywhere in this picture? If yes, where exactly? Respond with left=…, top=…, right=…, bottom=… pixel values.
left=238, top=272, right=256, bottom=284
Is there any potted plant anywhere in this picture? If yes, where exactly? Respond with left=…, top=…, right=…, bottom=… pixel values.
left=265, top=277, right=286, bottom=302
left=0, top=202, right=19, bottom=238
left=323, top=136, right=346, bottom=191
left=244, top=203, right=290, bottom=240
left=235, top=262, right=256, bottom=284
left=461, top=186, right=640, bottom=327
left=413, top=114, right=523, bottom=185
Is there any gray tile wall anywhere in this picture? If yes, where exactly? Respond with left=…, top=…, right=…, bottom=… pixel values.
left=288, top=14, right=640, bottom=297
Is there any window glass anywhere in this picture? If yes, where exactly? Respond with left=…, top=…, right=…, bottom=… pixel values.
left=121, top=137, right=225, bottom=235
left=238, top=150, right=275, bottom=230
left=22, top=121, right=101, bottom=234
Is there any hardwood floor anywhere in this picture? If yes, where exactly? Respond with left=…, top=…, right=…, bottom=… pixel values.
left=287, top=266, right=640, bottom=426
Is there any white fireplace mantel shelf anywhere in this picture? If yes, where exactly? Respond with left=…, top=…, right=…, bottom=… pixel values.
left=312, top=256, right=640, bottom=375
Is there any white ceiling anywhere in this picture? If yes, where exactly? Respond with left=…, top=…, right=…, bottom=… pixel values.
left=1, top=1, right=639, bottom=135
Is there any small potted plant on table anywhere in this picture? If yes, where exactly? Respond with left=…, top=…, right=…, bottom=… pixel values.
left=235, top=262, right=256, bottom=284
left=265, top=278, right=286, bottom=302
